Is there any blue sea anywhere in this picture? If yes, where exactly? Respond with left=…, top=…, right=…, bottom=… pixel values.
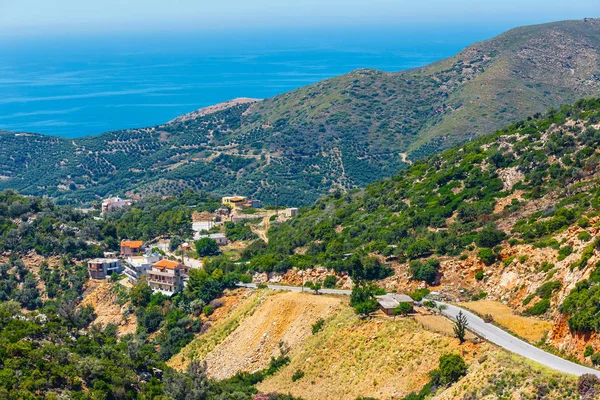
left=0, top=25, right=510, bottom=138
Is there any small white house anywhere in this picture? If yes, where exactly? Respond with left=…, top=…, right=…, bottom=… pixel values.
left=192, top=221, right=215, bottom=239
left=196, top=233, right=227, bottom=246
left=101, top=197, right=132, bottom=214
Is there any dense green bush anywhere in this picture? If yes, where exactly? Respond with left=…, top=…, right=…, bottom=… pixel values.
left=408, top=258, right=440, bottom=284
left=195, top=237, right=220, bottom=256
left=430, top=354, right=468, bottom=386
left=323, top=275, right=338, bottom=288
left=477, top=248, right=496, bottom=266
left=526, top=299, right=550, bottom=316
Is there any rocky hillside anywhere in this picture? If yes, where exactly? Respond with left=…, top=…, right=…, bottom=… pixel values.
left=2, top=19, right=600, bottom=206
left=169, top=289, right=578, bottom=400
left=248, top=98, right=600, bottom=363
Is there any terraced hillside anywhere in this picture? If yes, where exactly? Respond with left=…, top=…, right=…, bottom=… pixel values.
left=2, top=19, right=600, bottom=206
left=247, top=98, right=600, bottom=364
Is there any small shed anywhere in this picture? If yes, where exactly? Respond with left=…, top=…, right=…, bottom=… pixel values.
left=375, top=293, right=414, bottom=316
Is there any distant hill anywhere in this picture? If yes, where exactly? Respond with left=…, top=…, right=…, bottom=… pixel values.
left=1, top=19, right=600, bottom=205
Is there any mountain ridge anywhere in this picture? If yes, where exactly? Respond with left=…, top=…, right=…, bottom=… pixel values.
left=1, top=18, right=600, bottom=205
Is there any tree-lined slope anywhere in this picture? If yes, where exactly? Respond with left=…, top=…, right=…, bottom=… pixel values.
left=248, top=98, right=600, bottom=362
left=2, top=19, right=600, bottom=205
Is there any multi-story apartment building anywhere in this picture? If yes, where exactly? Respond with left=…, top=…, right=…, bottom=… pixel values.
left=123, top=251, right=162, bottom=283
left=148, top=259, right=190, bottom=295
left=88, top=258, right=122, bottom=280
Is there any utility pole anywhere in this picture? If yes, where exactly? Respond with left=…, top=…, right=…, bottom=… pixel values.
left=180, top=243, right=185, bottom=266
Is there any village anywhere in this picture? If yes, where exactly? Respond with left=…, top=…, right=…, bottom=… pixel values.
left=91, top=195, right=423, bottom=316
left=91, top=195, right=298, bottom=293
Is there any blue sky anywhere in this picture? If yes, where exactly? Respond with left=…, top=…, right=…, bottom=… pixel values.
left=1, top=0, right=598, bottom=36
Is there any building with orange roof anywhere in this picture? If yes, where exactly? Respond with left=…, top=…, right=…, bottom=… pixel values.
left=120, top=240, right=144, bottom=256
left=221, top=196, right=247, bottom=208
left=123, top=251, right=162, bottom=283
left=148, top=259, right=190, bottom=295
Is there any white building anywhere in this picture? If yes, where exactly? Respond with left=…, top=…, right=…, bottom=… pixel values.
left=196, top=233, right=228, bottom=246
left=123, top=252, right=162, bottom=283
left=148, top=259, right=190, bottom=296
left=284, top=208, right=299, bottom=217
left=101, top=197, right=132, bottom=214
left=192, top=221, right=215, bottom=240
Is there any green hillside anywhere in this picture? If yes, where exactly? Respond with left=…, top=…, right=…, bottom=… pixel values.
left=2, top=19, right=600, bottom=206
left=251, top=98, right=600, bottom=328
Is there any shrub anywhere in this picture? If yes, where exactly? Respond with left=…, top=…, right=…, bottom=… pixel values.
left=584, top=345, right=594, bottom=358
left=518, top=255, right=528, bottom=263
left=483, top=314, right=494, bottom=323
left=194, top=238, right=219, bottom=257
left=202, top=305, right=214, bottom=316
left=572, top=239, right=600, bottom=270
left=474, top=270, right=484, bottom=281
left=539, top=261, right=555, bottom=273
left=406, top=239, right=433, bottom=259
left=312, top=319, right=325, bottom=334
left=350, top=282, right=383, bottom=317
left=503, top=256, right=516, bottom=267
left=477, top=248, right=496, bottom=265
left=579, top=231, right=592, bottom=242
left=408, top=258, right=440, bottom=284
left=291, top=369, right=304, bottom=382
left=557, top=245, right=573, bottom=261
left=578, top=374, right=600, bottom=397
left=592, top=353, right=600, bottom=366
left=471, top=292, right=487, bottom=301
left=578, top=217, right=591, bottom=228
left=323, top=275, right=337, bottom=288
left=394, top=302, right=413, bottom=316
left=526, top=299, right=550, bottom=316
left=409, top=288, right=430, bottom=302
left=430, top=354, right=468, bottom=386
left=522, top=293, right=535, bottom=306
left=536, top=281, right=561, bottom=299
left=475, top=225, right=506, bottom=248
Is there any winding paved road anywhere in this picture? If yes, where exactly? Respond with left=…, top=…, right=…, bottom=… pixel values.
left=438, top=302, right=600, bottom=377
left=237, top=283, right=600, bottom=377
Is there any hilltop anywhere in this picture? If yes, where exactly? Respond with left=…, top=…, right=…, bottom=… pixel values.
left=2, top=19, right=600, bottom=206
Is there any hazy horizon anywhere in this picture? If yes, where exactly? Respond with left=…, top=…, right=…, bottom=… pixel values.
left=1, top=0, right=598, bottom=38
left=1, top=0, right=598, bottom=137
left=0, top=23, right=512, bottom=138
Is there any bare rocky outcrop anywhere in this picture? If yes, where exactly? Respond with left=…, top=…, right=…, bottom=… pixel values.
left=252, top=267, right=352, bottom=289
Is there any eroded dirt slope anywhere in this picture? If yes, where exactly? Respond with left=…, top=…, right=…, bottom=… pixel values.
left=204, top=291, right=343, bottom=379
left=80, top=280, right=137, bottom=336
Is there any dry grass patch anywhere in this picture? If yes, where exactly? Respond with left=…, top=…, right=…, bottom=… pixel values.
left=168, top=289, right=266, bottom=371
left=461, top=300, right=552, bottom=342
left=259, top=307, right=485, bottom=400
left=80, top=280, right=137, bottom=336
left=435, top=351, right=577, bottom=400
left=202, top=291, right=344, bottom=379
left=414, top=314, right=476, bottom=340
